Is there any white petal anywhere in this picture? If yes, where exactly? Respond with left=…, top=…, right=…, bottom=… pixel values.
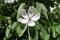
left=54, top=1, right=58, bottom=4
left=50, top=7, right=56, bottom=13
left=18, top=18, right=28, bottom=24
left=31, top=13, right=40, bottom=21
left=4, top=0, right=7, bottom=3
left=4, top=1, right=7, bottom=3
left=21, top=9, right=29, bottom=19
left=8, top=0, right=11, bottom=3
left=10, top=0, right=14, bottom=3
left=4, top=0, right=10, bottom=3
left=28, top=6, right=35, bottom=13
left=28, top=20, right=35, bottom=27
left=58, top=4, right=60, bottom=7
left=28, top=6, right=35, bottom=18
left=28, top=12, right=34, bottom=18
left=50, top=7, right=54, bottom=12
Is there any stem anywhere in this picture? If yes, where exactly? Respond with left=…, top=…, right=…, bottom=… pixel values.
left=28, top=27, right=30, bottom=40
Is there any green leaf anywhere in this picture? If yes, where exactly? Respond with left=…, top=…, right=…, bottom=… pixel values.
left=11, top=22, right=18, bottom=32
left=57, top=37, right=60, bottom=40
left=17, top=3, right=26, bottom=20
left=50, top=26, right=56, bottom=38
left=36, top=22, right=43, bottom=30
left=56, top=24, right=60, bottom=34
left=41, top=4, right=48, bottom=20
left=36, top=2, right=48, bottom=20
left=15, top=24, right=27, bottom=37
left=6, top=25, right=12, bottom=38
left=28, top=27, right=38, bottom=40
left=0, top=14, right=5, bottom=21
left=3, top=37, right=6, bottom=40
left=36, top=22, right=50, bottom=40
left=40, top=28, right=50, bottom=40
left=15, top=0, right=19, bottom=2
left=36, top=2, right=41, bottom=13
left=6, top=22, right=19, bottom=38
left=56, top=8, right=60, bottom=17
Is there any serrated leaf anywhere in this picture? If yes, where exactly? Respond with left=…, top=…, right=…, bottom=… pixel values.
left=28, top=27, right=38, bottom=40
left=15, top=24, right=27, bottom=37
left=17, top=3, right=26, bottom=20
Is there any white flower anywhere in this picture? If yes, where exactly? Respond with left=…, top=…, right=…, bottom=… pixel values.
left=18, top=6, right=40, bottom=27
left=54, top=1, right=58, bottom=4
left=58, top=4, right=60, bottom=7
left=50, top=6, right=56, bottom=13
left=4, top=0, right=15, bottom=3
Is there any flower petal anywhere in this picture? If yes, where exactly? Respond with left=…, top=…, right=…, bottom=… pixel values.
left=31, top=13, right=40, bottom=21
left=50, top=7, right=56, bottom=13
left=4, top=0, right=10, bottom=3
left=11, top=0, right=15, bottom=3
left=28, top=12, right=34, bottom=18
left=21, top=9, right=28, bottom=19
left=28, top=20, right=35, bottom=27
left=28, top=6, right=35, bottom=18
left=18, top=18, right=28, bottom=24
left=28, top=6, right=35, bottom=13
left=8, top=0, right=11, bottom=3
left=58, top=4, right=60, bottom=7
left=4, top=0, right=14, bottom=3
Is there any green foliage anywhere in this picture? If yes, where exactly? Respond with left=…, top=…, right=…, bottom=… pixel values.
left=56, top=24, right=60, bottom=34
left=17, top=3, right=26, bottom=20
left=15, top=23, right=27, bottom=37
left=0, top=0, right=60, bottom=40
left=6, top=25, right=12, bottom=38
left=28, top=27, right=38, bottom=40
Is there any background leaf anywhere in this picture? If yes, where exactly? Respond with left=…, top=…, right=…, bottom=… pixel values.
left=56, top=24, right=60, bottom=34
left=6, top=25, right=12, bottom=38
left=36, top=22, right=50, bottom=40
left=0, top=14, right=5, bottom=21
left=28, top=27, right=38, bottom=40
left=15, top=24, right=27, bottom=37
left=50, top=26, right=56, bottom=38
left=36, top=2, right=41, bottom=13
left=40, top=3, right=49, bottom=20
